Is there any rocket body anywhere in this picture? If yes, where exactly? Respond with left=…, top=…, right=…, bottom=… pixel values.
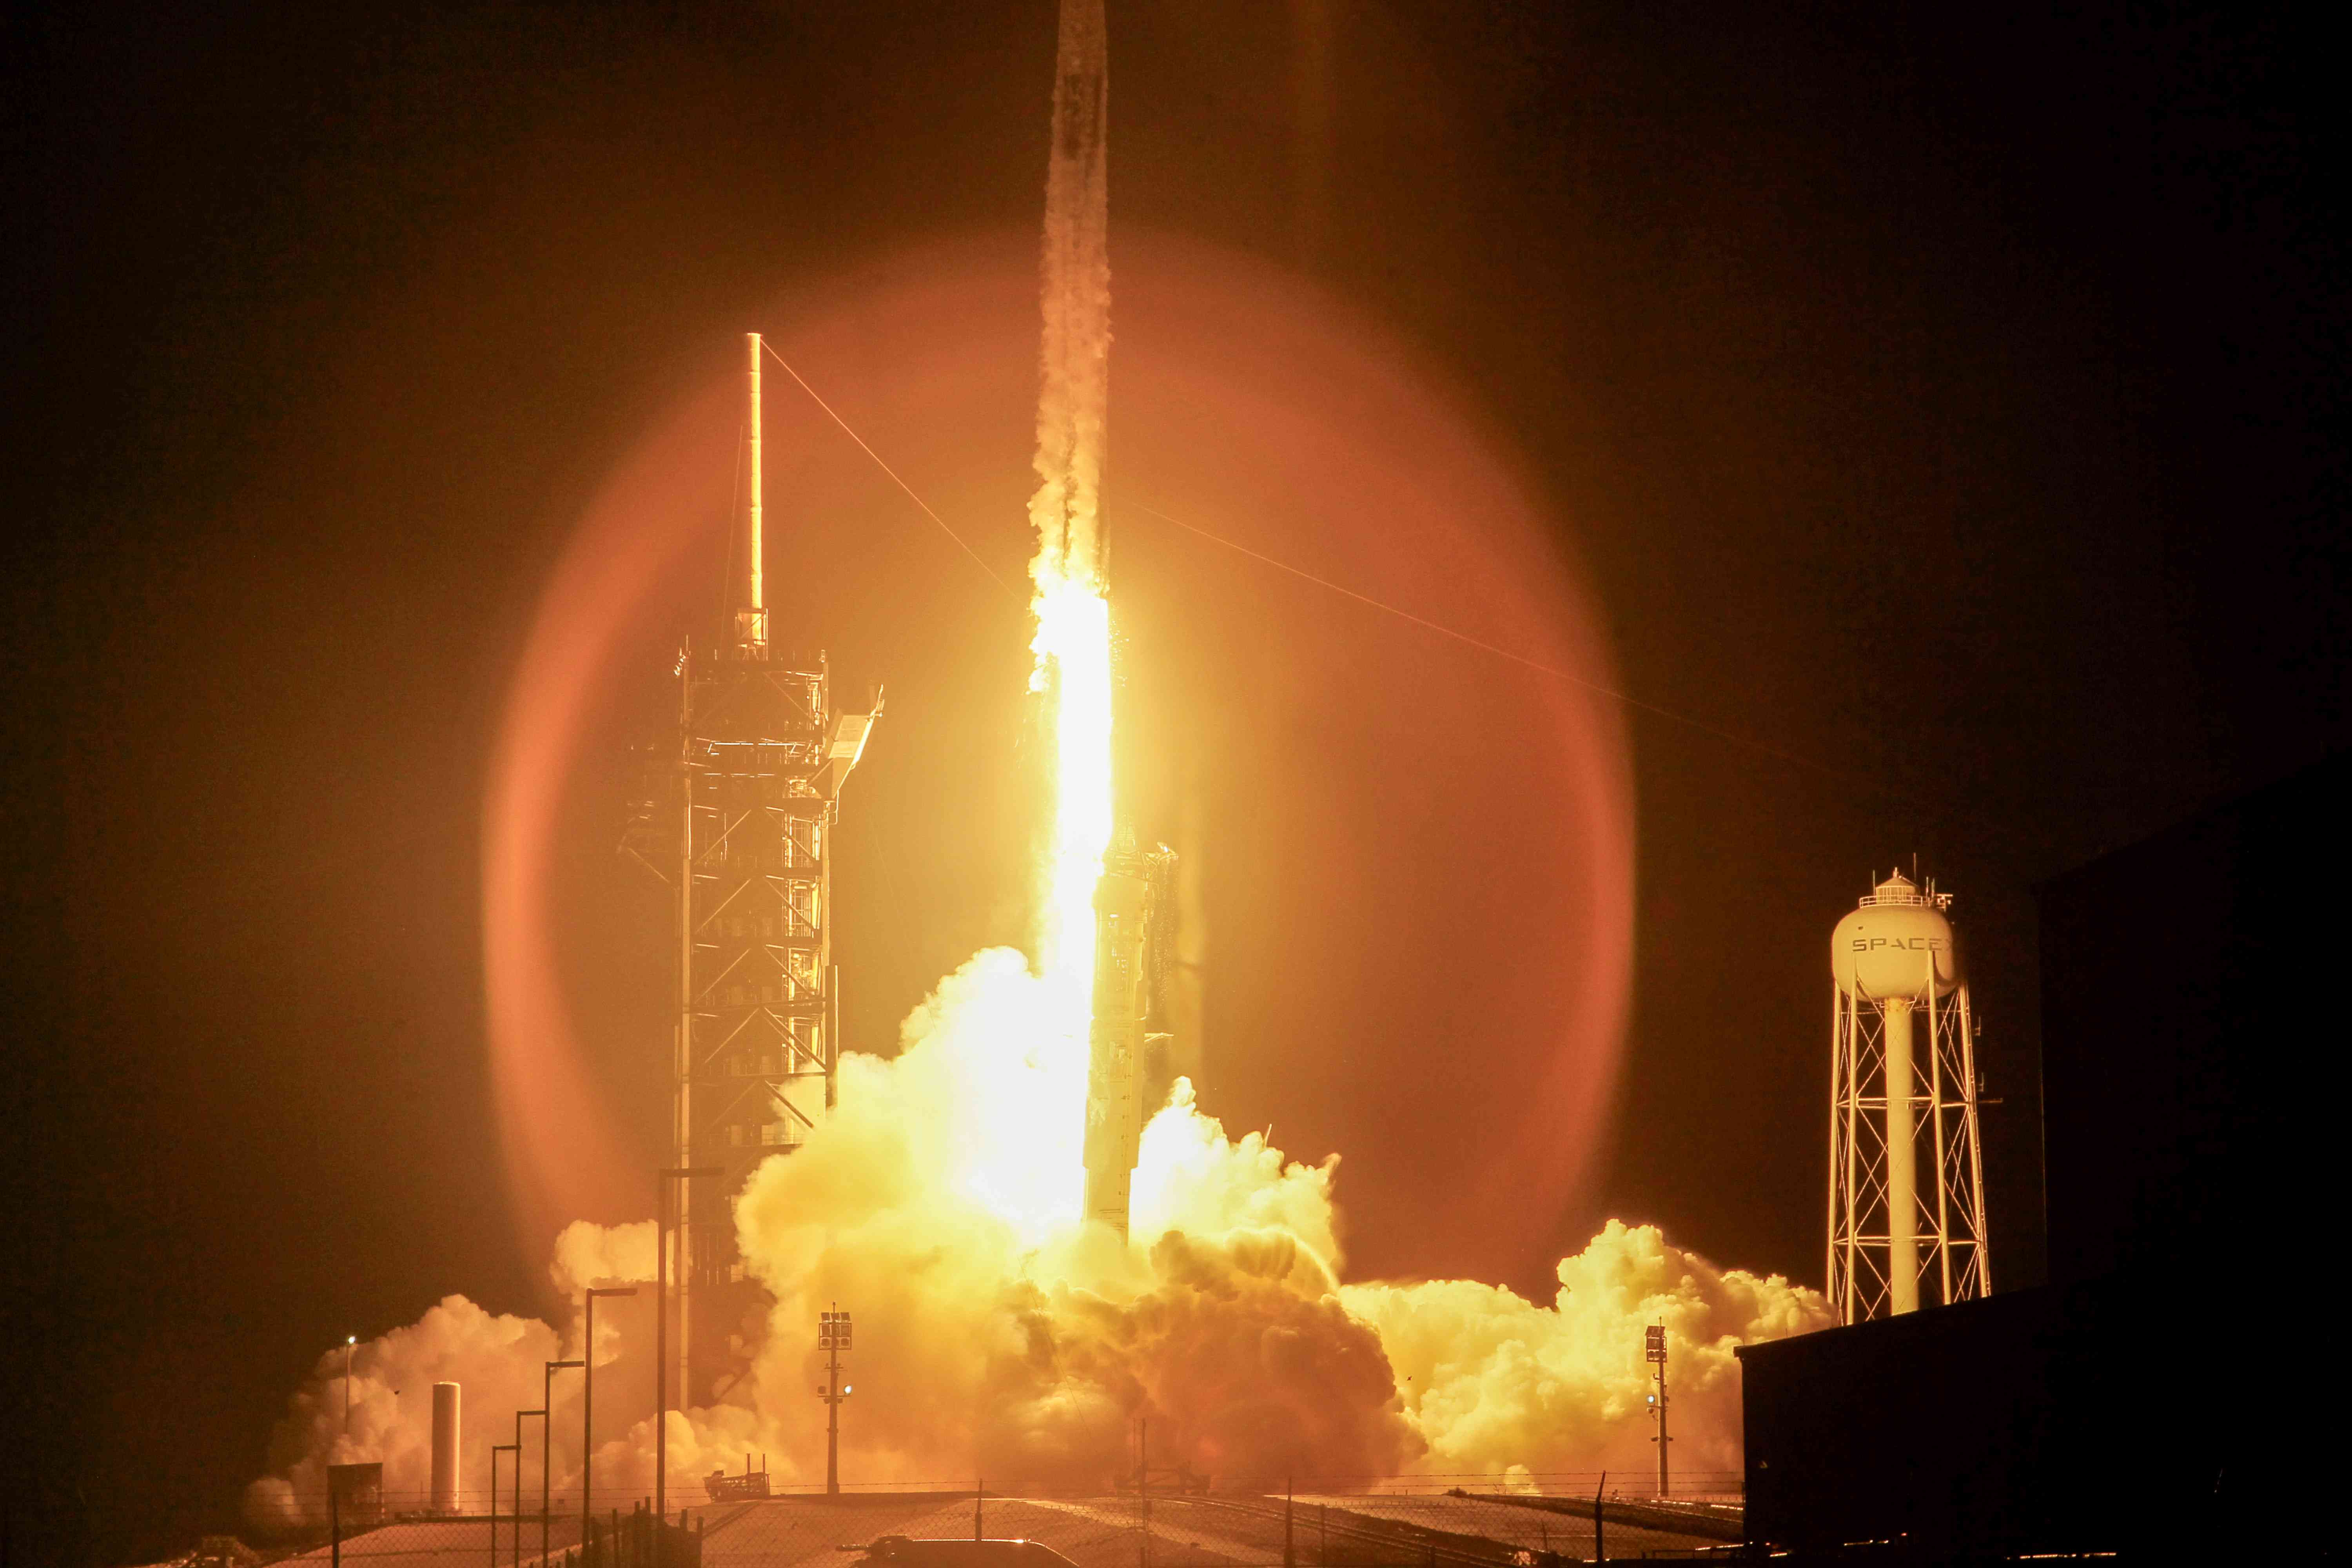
left=1085, top=834, right=1175, bottom=1234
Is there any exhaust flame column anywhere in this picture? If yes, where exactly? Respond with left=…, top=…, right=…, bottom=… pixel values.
left=1828, top=871, right=1993, bottom=1322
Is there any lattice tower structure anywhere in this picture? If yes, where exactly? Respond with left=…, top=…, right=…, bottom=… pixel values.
left=1827, top=870, right=1991, bottom=1323
left=627, top=333, right=878, bottom=1405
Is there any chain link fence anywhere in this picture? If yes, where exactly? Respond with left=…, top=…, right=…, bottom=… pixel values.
left=134, top=1479, right=1745, bottom=1568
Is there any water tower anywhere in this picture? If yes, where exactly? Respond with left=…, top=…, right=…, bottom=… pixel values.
left=1828, top=871, right=1991, bottom=1321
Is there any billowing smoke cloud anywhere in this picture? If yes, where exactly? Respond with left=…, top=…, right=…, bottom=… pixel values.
left=1344, top=1223, right=1830, bottom=1481
left=247, top=951, right=1824, bottom=1524
left=245, top=1297, right=564, bottom=1528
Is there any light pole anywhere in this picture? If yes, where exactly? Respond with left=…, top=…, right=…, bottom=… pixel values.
left=1645, top=1325, right=1670, bottom=1499
left=816, top=1307, right=853, bottom=1497
left=657, top=1164, right=722, bottom=1526
left=516, top=1410, right=546, bottom=1568
left=491, top=1443, right=517, bottom=1568
left=544, top=1358, right=582, bottom=1566
left=343, top=1336, right=357, bottom=1437
left=583, top=1285, right=639, bottom=1549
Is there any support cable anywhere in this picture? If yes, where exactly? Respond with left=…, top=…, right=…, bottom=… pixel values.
left=760, top=340, right=1012, bottom=591
left=759, top=341, right=1887, bottom=792
left=1124, top=502, right=1844, bottom=779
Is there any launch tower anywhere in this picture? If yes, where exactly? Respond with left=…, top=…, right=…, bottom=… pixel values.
left=628, top=333, right=880, bottom=1403
left=1827, top=871, right=1991, bottom=1322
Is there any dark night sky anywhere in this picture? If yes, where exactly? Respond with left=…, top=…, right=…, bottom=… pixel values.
left=5, top=2, right=2345, bottom=1560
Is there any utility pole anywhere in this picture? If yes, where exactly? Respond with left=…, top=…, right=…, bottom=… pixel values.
left=817, top=1307, right=853, bottom=1496
left=656, top=1166, right=720, bottom=1526
left=1136, top=1418, right=1149, bottom=1568
left=1645, top=1326, right=1670, bottom=1499
left=543, top=1359, right=581, bottom=1568
left=516, top=1410, right=546, bottom=1568
left=583, top=1286, right=639, bottom=1548
left=492, top=1445, right=517, bottom=1568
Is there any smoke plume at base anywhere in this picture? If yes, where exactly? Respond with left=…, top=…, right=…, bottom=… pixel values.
left=247, top=950, right=1823, bottom=1526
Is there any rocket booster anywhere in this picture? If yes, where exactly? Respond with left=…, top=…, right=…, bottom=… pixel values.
left=1085, top=830, right=1176, bottom=1236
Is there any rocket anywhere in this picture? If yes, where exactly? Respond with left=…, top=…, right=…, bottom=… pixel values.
left=1085, top=829, right=1177, bottom=1236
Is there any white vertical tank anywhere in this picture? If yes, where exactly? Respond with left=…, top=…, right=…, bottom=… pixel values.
left=1827, top=871, right=1991, bottom=1323
left=430, top=1381, right=461, bottom=1515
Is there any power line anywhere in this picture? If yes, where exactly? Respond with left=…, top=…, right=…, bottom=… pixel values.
left=755, top=343, right=1862, bottom=790
left=1124, top=502, right=1849, bottom=782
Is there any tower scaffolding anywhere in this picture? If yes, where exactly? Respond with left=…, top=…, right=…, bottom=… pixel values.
left=626, top=332, right=880, bottom=1404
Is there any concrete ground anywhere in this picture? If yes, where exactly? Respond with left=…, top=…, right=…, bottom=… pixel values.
left=691, top=1494, right=1729, bottom=1568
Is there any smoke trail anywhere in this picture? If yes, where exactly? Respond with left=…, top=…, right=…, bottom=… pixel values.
left=1025, top=0, right=1117, bottom=1232
left=1029, top=0, right=1110, bottom=597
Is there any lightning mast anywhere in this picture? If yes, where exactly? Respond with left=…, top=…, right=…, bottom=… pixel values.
left=629, top=333, right=880, bottom=1406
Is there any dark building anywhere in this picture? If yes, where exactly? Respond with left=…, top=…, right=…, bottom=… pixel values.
left=1739, top=753, right=2345, bottom=1559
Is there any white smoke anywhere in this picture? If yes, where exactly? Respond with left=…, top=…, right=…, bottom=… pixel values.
left=244, top=1297, right=564, bottom=1528
left=1344, top=1221, right=1830, bottom=1480
left=247, top=953, right=1824, bottom=1522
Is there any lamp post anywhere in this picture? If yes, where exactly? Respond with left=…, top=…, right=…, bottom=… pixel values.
left=816, top=1306, right=852, bottom=1497
left=1645, top=1324, right=1670, bottom=1499
left=516, top=1410, right=546, bottom=1568
left=583, top=1286, right=639, bottom=1549
left=491, top=1443, right=518, bottom=1568
left=544, top=1359, right=582, bottom=1566
left=656, top=1165, right=722, bottom=1526
left=343, top=1336, right=357, bottom=1436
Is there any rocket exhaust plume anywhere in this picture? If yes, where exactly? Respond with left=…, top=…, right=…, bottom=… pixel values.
left=246, top=2, right=1826, bottom=1526
left=1028, top=0, right=1123, bottom=1237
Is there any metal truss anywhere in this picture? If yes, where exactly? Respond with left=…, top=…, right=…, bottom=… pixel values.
left=625, top=646, right=873, bottom=1403
left=1827, top=976, right=1991, bottom=1323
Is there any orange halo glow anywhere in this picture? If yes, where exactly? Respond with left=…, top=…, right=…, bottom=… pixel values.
left=483, top=231, right=1634, bottom=1276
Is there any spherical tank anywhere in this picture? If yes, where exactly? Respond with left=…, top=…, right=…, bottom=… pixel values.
left=1832, top=872, right=1962, bottom=1001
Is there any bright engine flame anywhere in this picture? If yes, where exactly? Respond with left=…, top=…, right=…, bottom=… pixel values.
left=1018, top=569, right=1113, bottom=1234
left=988, top=0, right=1116, bottom=1244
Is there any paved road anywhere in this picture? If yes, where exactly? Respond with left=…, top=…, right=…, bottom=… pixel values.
left=695, top=1495, right=1727, bottom=1568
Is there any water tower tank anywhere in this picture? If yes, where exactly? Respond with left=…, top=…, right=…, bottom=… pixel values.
left=1831, top=872, right=1962, bottom=1001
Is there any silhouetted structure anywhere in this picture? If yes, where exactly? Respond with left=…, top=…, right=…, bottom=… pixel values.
left=1741, top=753, right=2344, bottom=1558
